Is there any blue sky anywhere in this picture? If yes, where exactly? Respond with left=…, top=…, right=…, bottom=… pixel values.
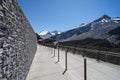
left=17, top=0, right=120, bottom=32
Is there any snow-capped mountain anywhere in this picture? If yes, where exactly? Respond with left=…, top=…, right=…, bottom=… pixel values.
left=39, top=30, right=61, bottom=39
left=39, top=30, right=49, bottom=36
left=54, top=15, right=120, bottom=44
left=51, top=30, right=61, bottom=36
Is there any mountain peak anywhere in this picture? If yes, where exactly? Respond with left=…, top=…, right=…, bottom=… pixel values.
left=93, top=14, right=111, bottom=22
left=101, top=14, right=111, bottom=19
left=39, top=30, right=61, bottom=39
left=39, top=30, right=49, bottom=35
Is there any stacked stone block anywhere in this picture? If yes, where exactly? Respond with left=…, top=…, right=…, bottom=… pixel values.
left=0, top=0, right=37, bottom=80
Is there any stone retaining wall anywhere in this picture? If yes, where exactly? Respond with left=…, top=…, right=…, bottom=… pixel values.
left=0, top=0, right=37, bottom=80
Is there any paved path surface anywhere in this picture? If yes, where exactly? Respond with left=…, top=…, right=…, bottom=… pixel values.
left=26, top=45, right=68, bottom=80
left=26, top=45, right=120, bottom=80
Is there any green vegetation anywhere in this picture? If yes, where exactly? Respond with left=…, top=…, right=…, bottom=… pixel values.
left=60, top=38, right=120, bottom=52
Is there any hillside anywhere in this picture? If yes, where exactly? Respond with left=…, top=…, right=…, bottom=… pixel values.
left=52, top=15, right=120, bottom=45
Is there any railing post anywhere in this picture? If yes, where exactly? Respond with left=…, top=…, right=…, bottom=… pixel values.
left=55, top=45, right=60, bottom=64
left=51, top=47, right=53, bottom=54
left=65, top=49, right=68, bottom=70
left=73, top=48, right=76, bottom=54
left=105, top=54, right=108, bottom=62
left=97, top=52, right=100, bottom=62
left=62, top=48, right=68, bottom=75
left=82, top=50, right=85, bottom=57
left=52, top=47, right=55, bottom=58
left=51, top=45, right=55, bottom=58
left=84, top=58, right=87, bottom=80
left=58, top=46, right=60, bottom=62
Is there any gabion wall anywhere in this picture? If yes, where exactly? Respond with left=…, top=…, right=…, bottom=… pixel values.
left=0, top=0, right=37, bottom=80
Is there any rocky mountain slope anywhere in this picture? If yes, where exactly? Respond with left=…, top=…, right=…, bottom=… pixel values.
left=54, top=15, right=120, bottom=44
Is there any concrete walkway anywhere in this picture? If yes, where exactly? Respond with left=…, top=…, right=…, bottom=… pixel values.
left=26, top=45, right=120, bottom=80
left=26, top=45, right=69, bottom=80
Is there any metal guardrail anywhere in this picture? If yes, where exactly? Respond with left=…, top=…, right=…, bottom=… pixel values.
left=44, top=43, right=120, bottom=64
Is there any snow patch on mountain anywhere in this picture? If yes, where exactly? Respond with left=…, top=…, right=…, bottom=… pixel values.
left=79, top=23, right=89, bottom=27
left=51, top=30, right=61, bottom=35
left=112, top=17, right=120, bottom=21
left=39, top=30, right=61, bottom=39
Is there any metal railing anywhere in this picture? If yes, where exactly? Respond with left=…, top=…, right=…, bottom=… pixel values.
left=42, top=43, right=120, bottom=80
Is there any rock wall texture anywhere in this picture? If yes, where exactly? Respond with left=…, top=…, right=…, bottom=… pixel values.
left=0, top=0, right=37, bottom=80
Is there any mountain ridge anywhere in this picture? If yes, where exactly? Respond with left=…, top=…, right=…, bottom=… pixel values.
left=51, top=14, right=120, bottom=44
